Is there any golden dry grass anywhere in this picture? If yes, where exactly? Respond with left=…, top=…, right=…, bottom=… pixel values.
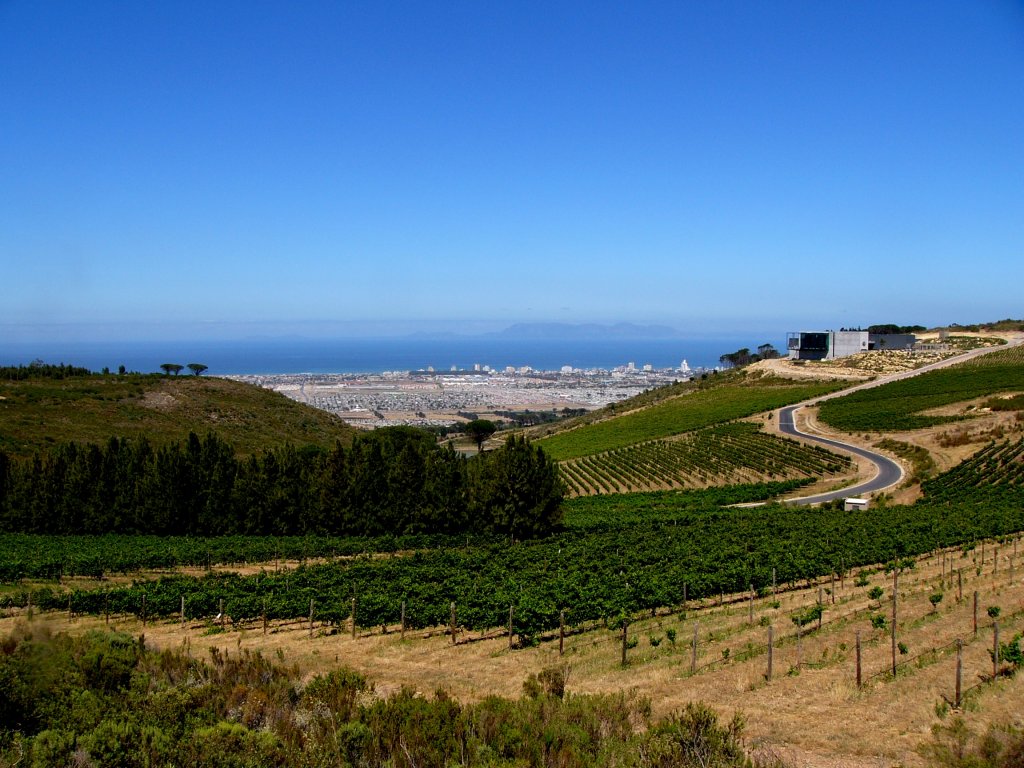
left=6, top=539, right=1023, bottom=768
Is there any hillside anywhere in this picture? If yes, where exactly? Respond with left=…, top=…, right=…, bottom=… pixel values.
left=0, top=373, right=358, bottom=456
left=534, top=373, right=843, bottom=460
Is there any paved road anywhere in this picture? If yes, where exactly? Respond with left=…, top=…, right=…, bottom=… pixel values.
left=777, top=404, right=902, bottom=505
left=775, top=335, right=1023, bottom=506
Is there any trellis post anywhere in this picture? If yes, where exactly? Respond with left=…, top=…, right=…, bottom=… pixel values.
left=891, top=571, right=898, bottom=677
left=855, top=630, right=862, bottom=689
left=621, top=621, right=628, bottom=667
left=993, top=622, right=1000, bottom=679
left=955, top=639, right=962, bottom=708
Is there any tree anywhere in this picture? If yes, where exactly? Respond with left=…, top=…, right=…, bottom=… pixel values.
left=464, top=419, right=497, bottom=453
left=757, top=343, right=780, bottom=360
left=719, top=348, right=753, bottom=368
left=187, top=363, right=208, bottom=376
left=470, top=435, right=563, bottom=538
left=160, top=364, right=184, bottom=376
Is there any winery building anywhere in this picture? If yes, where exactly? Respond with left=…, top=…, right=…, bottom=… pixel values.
left=787, top=331, right=917, bottom=361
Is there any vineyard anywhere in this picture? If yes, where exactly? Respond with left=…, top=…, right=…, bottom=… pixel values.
left=537, top=380, right=842, bottom=460
left=558, top=422, right=851, bottom=496
left=817, top=345, right=1024, bottom=433
left=921, top=436, right=1024, bottom=504
left=10, top=485, right=1024, bottom=642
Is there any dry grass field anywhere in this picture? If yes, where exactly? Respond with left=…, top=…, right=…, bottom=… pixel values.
left=6, top=539, right=1022, bottom=768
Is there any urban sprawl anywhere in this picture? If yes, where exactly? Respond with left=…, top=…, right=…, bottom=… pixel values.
left=229, top=360, right=705, bottom=429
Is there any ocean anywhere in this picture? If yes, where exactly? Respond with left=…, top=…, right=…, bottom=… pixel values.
left=0, top=336, right=776, bottom=376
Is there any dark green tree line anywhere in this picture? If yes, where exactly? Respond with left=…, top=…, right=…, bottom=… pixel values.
left=0, top=430, right=562, bottom=539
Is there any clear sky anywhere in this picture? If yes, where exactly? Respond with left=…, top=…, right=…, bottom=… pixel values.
left=2, top=1, right=1022, bottom=341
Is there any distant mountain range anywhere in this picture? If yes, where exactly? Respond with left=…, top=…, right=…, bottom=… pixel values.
left=490, top=323, right=683, bottom=340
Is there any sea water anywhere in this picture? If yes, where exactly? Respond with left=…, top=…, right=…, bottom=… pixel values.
left=0, top=335, right=780, bottom=376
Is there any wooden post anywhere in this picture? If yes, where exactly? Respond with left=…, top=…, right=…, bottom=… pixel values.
left=262, top=600, right=267, bottom=635
left=351, top=597, right=357, bottom=639
left=450, top=601, right=457, bottom=645
left=27, top=591, right=33, bottom=622
left=691, top=622, right=698, bottom=674
left=309, top=598, right=314, bottom=638
left=830, top=572, right=835, bottom=604
left=219, top=599, right=224, bottom=629
left=103, top=592, right=109, bottom=625
left=891, top=571, right=898, bottom=677
left=817, top=586, right=824, bottom=631
left=840, top=559, right=845, bottom=592
left=682, top=582, right=687, bottom=610
left=855, top=630, right=862, bottom=689
left=508, top=605, right=514, bottom=650
left=993, top=622, right=1000, bottom=679
left=748, top=592, right=754, bottom=625
left=994, top=548, right=999, bottom=575
left=772, top=567, right=777, bottom=596
left=957, top=569, right=962, bottom=602
left=401, top=601, right=406, bottom=641
left=955, top=639, right=962, bottom=708
left=766, top=625, right=774, bottom=682
left=796, top=621, right=802, bottom=670
left=559, top=609, right=565, bottom=656
left=621, top=622, right=628, bottom=667
left=141, top=593, right=147, bottom=627
left=973, top=591, right=978, bottom=636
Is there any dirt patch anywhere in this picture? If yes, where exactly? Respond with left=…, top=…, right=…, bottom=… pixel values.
left=139, top=389, right=179, bottom=411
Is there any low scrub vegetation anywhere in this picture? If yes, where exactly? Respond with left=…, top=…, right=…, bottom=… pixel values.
left=0, top=627, right=775, bottom=768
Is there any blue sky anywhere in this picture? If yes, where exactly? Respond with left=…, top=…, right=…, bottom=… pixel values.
left=2, top=1, right=1022, bottom=341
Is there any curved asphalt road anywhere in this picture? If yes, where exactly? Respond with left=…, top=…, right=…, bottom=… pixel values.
left=774, top=335, right=1023, bottom=506
left=777, top=405, right=902, bottom=505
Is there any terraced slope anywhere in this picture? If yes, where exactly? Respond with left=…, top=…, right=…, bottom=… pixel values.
left=558, top=422, right=852, bottom=496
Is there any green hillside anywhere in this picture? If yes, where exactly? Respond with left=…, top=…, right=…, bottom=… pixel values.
left=817, top=345, right=1024, bottom=433
left=0, top=373, right=358, bottom=456
left=537, top=377, right=842, bottom=460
